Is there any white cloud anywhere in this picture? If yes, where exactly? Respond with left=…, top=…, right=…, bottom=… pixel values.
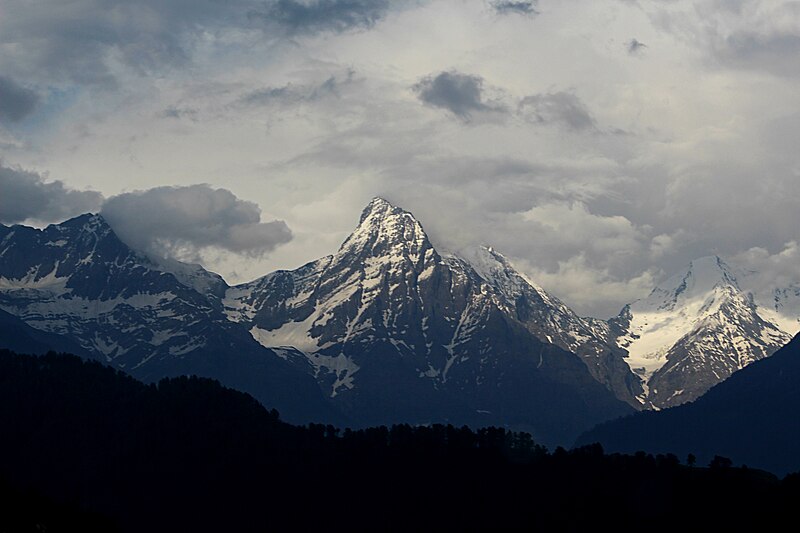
left=733, top=241, right=800, bottom=297
left=515, top=253, right=659, bottom=318
left=522, top=201, right=645, bottom=254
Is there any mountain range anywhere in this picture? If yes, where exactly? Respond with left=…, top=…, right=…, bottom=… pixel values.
left=1, top=197, right=798, bottom=445
left=0, top=214, right=339, bottom=425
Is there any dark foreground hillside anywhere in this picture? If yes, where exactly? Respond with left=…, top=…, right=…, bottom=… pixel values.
left=1, top=349, right=798, bottom=532
left=578, top=334, right=800, bottom=476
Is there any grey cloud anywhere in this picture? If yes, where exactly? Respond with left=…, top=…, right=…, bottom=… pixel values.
left=0, top=0, right=245, bottom=86
left=0, top=76, right=40, bottom=123
left=240, top=72, right=351, bottom=107
left=0, top=164, right=103, bottom=224
left=628, top=38, right=647, bottom=54
left=101, top=185, right=292, bottom=259
left=247, top=0, right=393, bottom=36
left=160, top=106, right=198, bottom=121
left=650, top=1, right=800, bottom=78
left=492, top=1, right=538, bottom=15
left=0, top=1, right=398, bottom=88
left=0, top=163, right=293, bottom=260
left=413, top=72, right=598, bottom=130
left=733, top=241, right=800, bottom=301
left=519, top=92, right=597, bottom=131
left=414, top=71, right=501, bottom=120
left=714, top=31, right=800, bottom=77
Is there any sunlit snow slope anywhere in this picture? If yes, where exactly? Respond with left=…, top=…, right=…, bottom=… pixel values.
left=612, top=256, right=792, bottom=408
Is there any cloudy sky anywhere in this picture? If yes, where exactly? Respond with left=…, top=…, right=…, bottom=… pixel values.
left=1, top=0, right=798, bottom=317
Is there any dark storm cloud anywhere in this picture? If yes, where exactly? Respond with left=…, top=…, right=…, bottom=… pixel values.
left=0, top=164, right=103, bottom=224
left=628, top=38, right=647, bottom=54
left=248, top=0, right=393, bottom=35
left=414, top=71, right=501, bottom=120
left=519, top=92, right=597, bottom=131
left=492, top=1, right=539, bottom=15
left=101, top=185, right=293, bottom=258
left=0, top=76, right=40, bottom=123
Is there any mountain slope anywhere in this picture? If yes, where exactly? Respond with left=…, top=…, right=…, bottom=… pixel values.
left=610, top=256, right=791, bottom=408
left=458, top=245, right=642, bottom=406
left=225, top=198, right=632, bottom=445
left=0, top=307, right=93, bottom=357
left=0, top=215, right=340, bottom=424
left=578, top=333, right=800, bottom=475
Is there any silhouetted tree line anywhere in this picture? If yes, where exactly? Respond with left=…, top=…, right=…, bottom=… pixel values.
left=0, top=349, right=798, bottom=532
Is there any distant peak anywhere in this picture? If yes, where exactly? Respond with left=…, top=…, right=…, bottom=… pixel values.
left=651, top=254, right=738, bottom=300
left=686, top=255, right=736, bottom=281
left=689, top=255, right=726, bottom=269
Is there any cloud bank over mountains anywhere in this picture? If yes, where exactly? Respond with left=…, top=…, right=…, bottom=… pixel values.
left=0, top=163, right=292, bottom=264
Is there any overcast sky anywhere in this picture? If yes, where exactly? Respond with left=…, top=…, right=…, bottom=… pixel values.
left=1, top=0, right=799, bottom=317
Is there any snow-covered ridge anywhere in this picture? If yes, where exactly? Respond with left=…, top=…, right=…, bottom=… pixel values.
left=0, top=214, right=227, bottom=367
left=621, top=256, right=741, bottom=377
left=145, top=254, right=228, bottom=297
left=613, top=255, right=793, bottom=407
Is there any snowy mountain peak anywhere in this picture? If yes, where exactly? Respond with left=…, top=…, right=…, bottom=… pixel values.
left=358, top=196, right=398, bottom=223
left=616, top=254, right=791, bottom=408
left=337, top=197, right=433, bottom=264
left=58, top=212, right=110, bottom=234
left=49, top=213, right=112, bottom=245
left=645, top=255, right=738, bottom=311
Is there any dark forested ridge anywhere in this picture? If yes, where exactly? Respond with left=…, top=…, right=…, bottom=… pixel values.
left=1, top=349, right=798, bottom=532
left=578, top=333, right=800, bottom=476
